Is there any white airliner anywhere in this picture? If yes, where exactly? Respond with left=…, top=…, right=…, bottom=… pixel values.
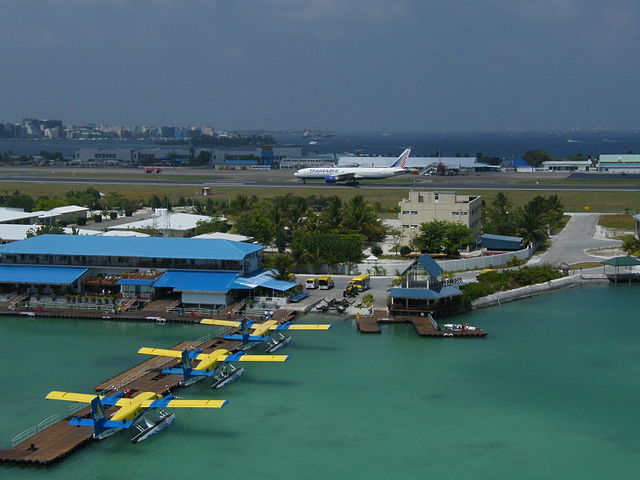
left=294, top=148, right=412, bottom=184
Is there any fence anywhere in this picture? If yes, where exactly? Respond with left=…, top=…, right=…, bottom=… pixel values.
left=437, top=246, right=535, bottom=272
left=11, top=414, right=61, bottom=448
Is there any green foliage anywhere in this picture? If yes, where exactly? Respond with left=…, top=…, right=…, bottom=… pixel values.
left=26, top=224, right=66, bottom=237
left=92, top=214, right=102, bottom=223
left=399, top=246, right=412, bottom=256
left=0, top=190, right=36, bottom=211
left=522, top=150, right=556, bottom=167
left=461, top=264, right=562, bottom=306
left=621, top=234, right=640, bottom=256
left=416, top=219, right=473, bottom=255
left=234, top=211, right=276, bottom=245
left=264, top=253, right=295, bottom=280
left=484, top=192, right=513, bottom=236
left=193, top=218, right=229, bottom=235
left=370, top=244, right=383, bottom=257
left=291, top=231, right=363, bottom=265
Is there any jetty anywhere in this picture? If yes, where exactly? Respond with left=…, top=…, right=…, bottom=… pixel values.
left=356, top=310, right=487, bottom=337
left=0, top=312, right=294, bottom=466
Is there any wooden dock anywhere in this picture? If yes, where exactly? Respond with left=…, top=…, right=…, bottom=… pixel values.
left=356, top=311, right=487, bottom=338
left=0, top=330, right=248, bottom=465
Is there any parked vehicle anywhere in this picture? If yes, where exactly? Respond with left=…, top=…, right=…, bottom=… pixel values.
left=305, top=277, right=319, bottom=289
left=317, top=276, right=334, bottom=290
left=348, top=273, right=370, bottom=293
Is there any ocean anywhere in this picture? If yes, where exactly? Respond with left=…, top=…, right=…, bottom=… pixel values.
left=1, top=284, right=639, bottom=479
left=2, top=130, right=640, bottom=159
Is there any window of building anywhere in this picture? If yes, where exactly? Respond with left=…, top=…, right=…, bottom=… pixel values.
left=410, top=211, right=418, bottom=214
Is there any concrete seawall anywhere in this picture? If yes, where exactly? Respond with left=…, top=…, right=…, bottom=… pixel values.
left=471, top=274, right=609, bottom=309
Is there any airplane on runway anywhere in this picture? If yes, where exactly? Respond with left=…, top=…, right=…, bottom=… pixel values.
left=138, top=347, right=289, bottom=387
left=293, top=148, right=413, bottom=184
left=201, top=317, right=332, bottom=352
left=46, top=390, right=227, bottom=441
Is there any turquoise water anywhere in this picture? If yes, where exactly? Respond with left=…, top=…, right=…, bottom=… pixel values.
left=2, top=285, right=640, bottom=479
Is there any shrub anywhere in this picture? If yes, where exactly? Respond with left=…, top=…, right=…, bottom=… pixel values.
left=93, top=214, right=102, bottom=223
left=371, top=245, right=383, bottom=257
left=399, top=246, right=412, bottom=256
left=109, top=211, right=118, bottom=220
left=76, top=217, right=87, bottom=226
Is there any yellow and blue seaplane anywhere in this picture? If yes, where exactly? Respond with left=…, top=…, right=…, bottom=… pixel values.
left=201, top=317, right=332, bottom=352
left=46, top=390, right=227, bottom=442
left=138, top=347, right=289, bottom=388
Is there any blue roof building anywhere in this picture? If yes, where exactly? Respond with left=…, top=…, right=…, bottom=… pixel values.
left=0, top=235, right=296, bottom=310
left=0, top=235, right=263, bottom=274
left=480, top=233, right=524, bottom=251
left=389, top=253, right=462, bottom=316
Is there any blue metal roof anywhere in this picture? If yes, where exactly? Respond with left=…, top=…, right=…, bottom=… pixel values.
left=0, top=265, right=88, bottom=285
left=417, top=254, right=444, bottom=277
left=507, top=157, right=530, bottom=167
left=0, top=235, right=264, bottom=261
left=231, top=270, right=296, bottom=291
left=153, top=271, right=240, bottom=292
left=389, top=286, right=461, bottom=299
left=116, top=279, right=155, bottom=286
left=480, top=233, right=524, bottom=251
left=259, top=278, right=296, bottom=292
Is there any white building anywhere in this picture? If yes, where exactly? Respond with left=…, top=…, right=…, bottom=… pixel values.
left=398, top=191, right=483, bottom=246
left=597, top=154, right=640, bottom=173
left=108, top=210, right=217, bottom=237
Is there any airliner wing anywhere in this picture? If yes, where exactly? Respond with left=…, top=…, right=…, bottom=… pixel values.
left=325, top=172, right=358, bottom=183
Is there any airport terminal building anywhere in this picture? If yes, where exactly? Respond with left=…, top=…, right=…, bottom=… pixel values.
left=0, top=235, right=296, bottom=311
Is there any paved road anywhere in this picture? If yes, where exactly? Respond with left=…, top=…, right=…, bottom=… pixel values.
left=527, top=213, right=621, bottom=266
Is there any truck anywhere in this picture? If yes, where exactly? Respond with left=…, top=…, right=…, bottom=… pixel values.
left=317, top=276, right=334, bottom=290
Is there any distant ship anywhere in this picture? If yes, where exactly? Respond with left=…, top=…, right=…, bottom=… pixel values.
left=303, top=129, right=335, bottom=140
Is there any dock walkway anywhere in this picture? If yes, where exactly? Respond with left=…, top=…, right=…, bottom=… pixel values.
left=356, top=311, right=487, bottom=337
left=0, top=331, right=247, bottom=465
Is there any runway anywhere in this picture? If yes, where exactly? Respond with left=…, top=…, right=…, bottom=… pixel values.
left=1, top=174, right=639, bottom=191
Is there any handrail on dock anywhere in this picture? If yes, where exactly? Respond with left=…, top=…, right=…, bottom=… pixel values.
left=11, top=414, right=61, bottom=448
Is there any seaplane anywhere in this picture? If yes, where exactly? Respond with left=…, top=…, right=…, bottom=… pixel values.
left=201, top=317, right=332, bottom=353
left=138, top=347, right=289, bottom=388
left=46, top=390, right=227, bottom=442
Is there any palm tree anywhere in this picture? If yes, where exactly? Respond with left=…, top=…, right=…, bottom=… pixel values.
left=514, top=205, right=548, bottom=247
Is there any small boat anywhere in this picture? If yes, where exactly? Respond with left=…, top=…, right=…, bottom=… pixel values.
left=210, top=364, right=244, bottom=389
left=442, top=323, right=478, bottom=332
left=130, top=412, right=175, bottom=443
left=264, top=332, right=291, bottom=353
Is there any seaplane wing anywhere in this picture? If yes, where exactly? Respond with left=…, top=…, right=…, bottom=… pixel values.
left=138, top=399, right=228, bottom=409
left=232, top=354, right=289, bottom=362
left=46, top=391, right=99, bottom=403
left=138, top=347, right=186, bottom=358
left=274, top=324, right=332, bottom=331
left=201, top=318, right=242, bottom=327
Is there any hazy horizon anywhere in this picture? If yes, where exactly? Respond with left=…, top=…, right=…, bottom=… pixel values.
left=2, top=1, right=639, bottom=132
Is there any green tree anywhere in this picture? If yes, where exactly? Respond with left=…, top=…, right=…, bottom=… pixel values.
left=522, top=150, right=556, bottom=168
left=484, top=192, right=514, bottom=235
left=291, top=231, right=363, bottom=265
left=265, top=253, right=295, bottom=280
left=234, top=211, right=276, bottom=245
left=416, top=220, right=474, bottom=255
left=621, top=234, right=640, bottom=256
left=342, top=195, right=385, bottom=244
left=514, top=204, right=548, bottom=246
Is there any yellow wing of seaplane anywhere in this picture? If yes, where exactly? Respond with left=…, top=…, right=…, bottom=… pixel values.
left=137, top=347, right=289, bottom=386
left=201, top=317, right=332, bottom=340
left=46, top=390, right=227, bottom=439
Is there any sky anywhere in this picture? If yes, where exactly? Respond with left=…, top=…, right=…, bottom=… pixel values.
left=1, top=0, right=639, bottom=132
